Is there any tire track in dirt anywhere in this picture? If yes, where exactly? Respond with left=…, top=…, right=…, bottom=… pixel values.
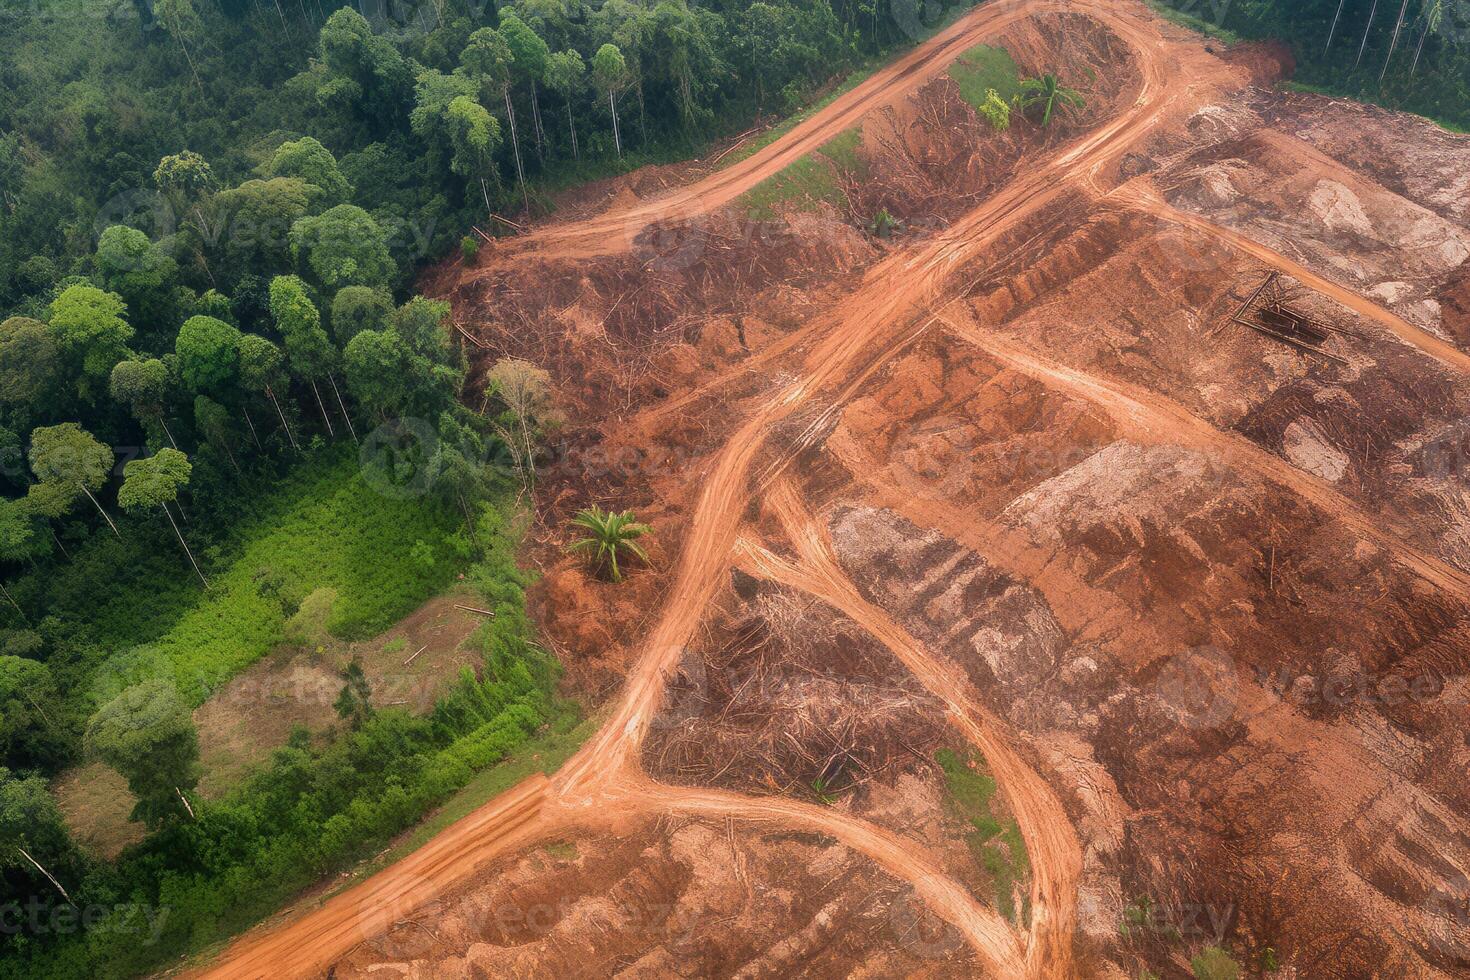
left=615, top=777, right=1027, bottom=978
left=740, top=481, right=1081, bottom=979
left=1112, top=181, right=1470, bottom=376
left=940, top=314, right=1470, bottom=599
left=198, top=6, right=1222, bottom=976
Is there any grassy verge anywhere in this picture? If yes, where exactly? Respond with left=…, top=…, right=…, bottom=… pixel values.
left=364, top=702, right=599, bottom=874
left=737, top=127, right=867, bottom=220
left=947, top=43, right=1023, bottom=110
left=936, top=747, right=1032, bottom=924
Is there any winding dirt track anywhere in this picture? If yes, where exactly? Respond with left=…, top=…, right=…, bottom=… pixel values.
left=196, top=4, right=1262, bottom=977
left=741, top=480, right=1082, bottom=979
left=469, top=0, right=1061, bottom=266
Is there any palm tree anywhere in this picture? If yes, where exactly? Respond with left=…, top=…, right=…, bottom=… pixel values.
left=1018, top=74, right=1085, bottom=127
left=567, top=507, right=651, bottom=582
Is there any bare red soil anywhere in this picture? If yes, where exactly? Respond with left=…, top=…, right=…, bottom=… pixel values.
left=195, top=1, right=1470, bottom=978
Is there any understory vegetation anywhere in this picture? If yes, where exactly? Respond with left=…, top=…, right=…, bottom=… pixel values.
left=1154, top=0, right=1470, bottom=131
left=4, top=502, right=563, bottom=979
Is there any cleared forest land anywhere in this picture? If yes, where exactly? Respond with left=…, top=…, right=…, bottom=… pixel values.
left=201, top=1, right=1470, bottom=976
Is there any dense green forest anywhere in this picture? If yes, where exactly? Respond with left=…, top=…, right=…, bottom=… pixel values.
left=1, top=0, right=942, bottom=311
left=0, top=0, right=965, bottom=973
left=1157, top=0, right=1470, bottom=130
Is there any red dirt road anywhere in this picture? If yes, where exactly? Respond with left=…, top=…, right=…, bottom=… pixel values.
left=195, top=4, right=1286, bottom=977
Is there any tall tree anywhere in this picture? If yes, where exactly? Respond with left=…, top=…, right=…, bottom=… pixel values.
left=118, top=448, right=206, bottom=587
left=239, top=334, right=299, bottom=450
left=109, top=358, right=177, bottom=448
left=462, top=28, right=531, bottom=213
left=446, top=96, right=503, bottom=218
left=288, top=205, right=393, bottom=292
left=0, top=317, right=61, bottom=416
left=174, top=314, right=242, bottom=395
left=500, top=11, right=552, bottom=162
left=84, top=680, right=201, bottom=828
left=545, top=50, right=587, bottom=160
left=27, top=423, right=119, bottom=538
left=592, top=44, right=630, bottom=157
left=47, top=285, right=134, bottom=403
left=266, top=137, right=352, bottom=205
left=269, top=276, right=337, bottom=435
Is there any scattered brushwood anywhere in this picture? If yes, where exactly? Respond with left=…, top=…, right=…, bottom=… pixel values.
left=644, top=594, right=948, bottom=797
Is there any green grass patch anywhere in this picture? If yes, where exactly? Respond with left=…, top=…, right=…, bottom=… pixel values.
left=15, top=498, right=559, bottom=979
left=737, top=127, right=866, bottom=220
left=27, top=448, right=461, bottom=711
left=936, top=747, right=1032, bottom=924
left=947, top=43, right=1023, bottom=110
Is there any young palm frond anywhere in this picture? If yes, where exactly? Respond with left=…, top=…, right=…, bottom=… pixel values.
left=1018, top=74, right=1086, bottom=127
left=566, top=506, right=652, bottom=582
